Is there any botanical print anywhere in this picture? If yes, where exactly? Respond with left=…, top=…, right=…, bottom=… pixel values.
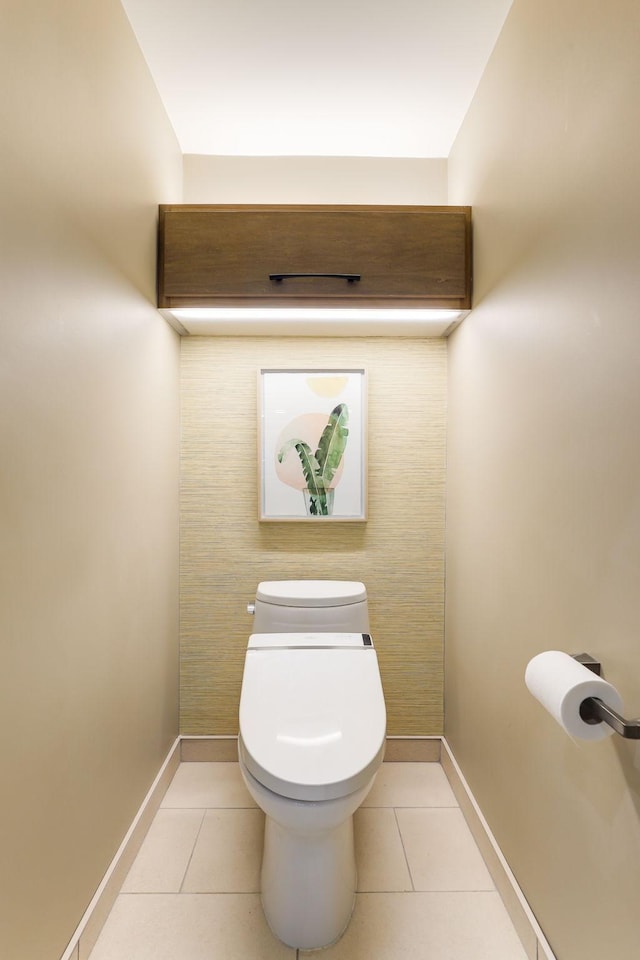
left=260, top=370, right=366, bottom=521
left=278, top=402, right=349, bottom=515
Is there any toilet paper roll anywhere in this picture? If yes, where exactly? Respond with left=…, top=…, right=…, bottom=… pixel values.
left=525, top=650, right=623, bottom=741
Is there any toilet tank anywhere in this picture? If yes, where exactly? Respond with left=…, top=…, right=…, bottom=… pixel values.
left=251, top=580, right=370, bottom=633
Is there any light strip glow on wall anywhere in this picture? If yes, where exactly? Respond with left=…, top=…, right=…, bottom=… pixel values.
left=164, top=307, right=468, bottom=337
left=171, top=308, right=462, bottom=322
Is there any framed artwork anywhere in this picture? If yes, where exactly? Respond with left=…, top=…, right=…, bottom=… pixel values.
left=258, top=368, right=367, bottom=522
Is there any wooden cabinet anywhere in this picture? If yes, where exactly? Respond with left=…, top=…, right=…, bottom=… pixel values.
left=158, top=204, right=472, bottom=309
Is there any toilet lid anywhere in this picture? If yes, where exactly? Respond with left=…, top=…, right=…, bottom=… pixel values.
left=256, top=580, right=367, bottom=608
left=239, top=636, right=386, bottom=802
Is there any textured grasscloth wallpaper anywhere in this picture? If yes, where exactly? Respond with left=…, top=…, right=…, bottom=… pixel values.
left=180, top=337, right=446, bottom=735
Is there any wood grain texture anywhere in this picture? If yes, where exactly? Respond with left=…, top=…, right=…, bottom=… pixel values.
left=180, top=337, right=446, bottom=735
left=159, top=205, right=472, bottom=309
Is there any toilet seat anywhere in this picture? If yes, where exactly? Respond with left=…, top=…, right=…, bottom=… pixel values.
left=239, top=632, right=386, bottom=802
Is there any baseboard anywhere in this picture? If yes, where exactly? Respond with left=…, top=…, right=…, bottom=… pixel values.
left=440, top=739, right=556, bottom=960
left=179, top=735, right=442, bottom=762
left=60, top=738, right=181, bottom=960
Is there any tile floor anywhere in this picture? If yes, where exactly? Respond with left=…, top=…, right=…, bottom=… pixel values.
left=88, top=762, right=528, bottom=960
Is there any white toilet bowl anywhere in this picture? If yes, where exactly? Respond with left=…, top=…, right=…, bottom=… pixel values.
left=238, top=631, right=386, bottom=950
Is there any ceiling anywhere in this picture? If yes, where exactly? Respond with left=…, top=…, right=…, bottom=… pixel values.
left=120, top=0, right=513, bottom=159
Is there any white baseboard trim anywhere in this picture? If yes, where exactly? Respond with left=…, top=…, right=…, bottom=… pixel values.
left=441, top=739, right=556, bottom=960
left=60, top=737, right=181, bottom=960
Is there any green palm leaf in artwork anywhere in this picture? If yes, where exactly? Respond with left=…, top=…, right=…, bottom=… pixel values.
left=277, top=403, right=350, bottom=516
left=277, top=440, right=323, bottom=498
left=315, top=403, right=349, bottom=488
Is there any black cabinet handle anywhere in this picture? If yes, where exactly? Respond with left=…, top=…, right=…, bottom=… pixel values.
left=269, top=273, right=361, bottom=283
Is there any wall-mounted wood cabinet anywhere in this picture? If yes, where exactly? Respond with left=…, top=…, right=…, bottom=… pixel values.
left=158, top=204, right=472, bottom=310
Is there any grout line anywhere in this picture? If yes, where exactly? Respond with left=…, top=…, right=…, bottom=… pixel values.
left=363, top=803, right=459, bottom=809
left=117, top=887, right=504, bottom=898
left=162, top=805, right=258, bottom=811
left=118, top=890, right=264, bottom=897
left=392, top=807, right=416, bottom=891
left=178, top=809, right=207, bottom=893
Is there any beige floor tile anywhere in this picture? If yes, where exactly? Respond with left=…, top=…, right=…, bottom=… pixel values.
left=121, top=809, right=205, bottom=893
left=161, top=762, right=256, bottom=809
left=182, top=809, right=264, bottom=892
left=303, top=891, right=528, bottom=959
left=396, top=808, right=494, bottom=891
left=364, top=762, right=458, bottom=808
left=87, top=893, right=294, bottom=960
left=354, top=808, right=413, bottom=892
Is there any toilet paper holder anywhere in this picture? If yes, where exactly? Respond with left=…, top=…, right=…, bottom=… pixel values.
left=572, top=654, right=640, bottom=739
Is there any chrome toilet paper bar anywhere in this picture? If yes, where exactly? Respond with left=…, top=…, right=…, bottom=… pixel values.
left=572, top=654, right=640, bottom=739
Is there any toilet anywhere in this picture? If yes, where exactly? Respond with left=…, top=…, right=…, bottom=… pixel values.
left=239, top=581, right=386, bottom=949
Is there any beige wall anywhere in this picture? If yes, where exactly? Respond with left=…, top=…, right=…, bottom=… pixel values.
left=183, top=154, right=448, bottom=204
left=0, top=3, right=182, bottom=959
left=180, top=337, right=446, bottom=737
left=446, top=2, right=640, bottom=959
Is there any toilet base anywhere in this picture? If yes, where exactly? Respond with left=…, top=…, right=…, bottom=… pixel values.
left=238, top=749, right=378, bottom=950
left=261, top=813, right=357, bottom=950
